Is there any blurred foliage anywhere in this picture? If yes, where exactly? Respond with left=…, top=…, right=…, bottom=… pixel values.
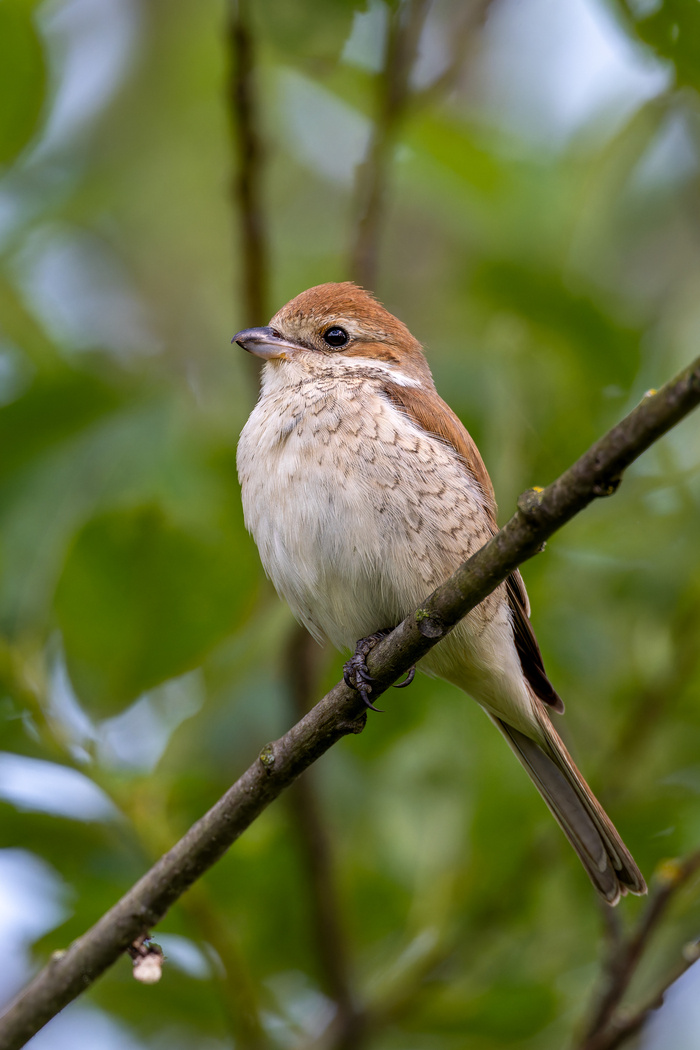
left=611, top=0, right=700, bottom=92
left=0, top=0, right=47, bottom=166
left=1, top=1, right=700, bottom=1049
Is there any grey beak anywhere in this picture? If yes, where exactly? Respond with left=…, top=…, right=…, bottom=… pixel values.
left=231, top=326, right=303, bottom=361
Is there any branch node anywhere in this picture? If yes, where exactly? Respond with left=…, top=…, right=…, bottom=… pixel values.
left=517, top=486, right=545, bottom=517
left=258, top=742, right=276, bottom=772
left=592, top=475, right=622, bottom=498
left=3, top=352, right=700, bottom=1049
left=655, top=856, right=685, bottom=887
left=415, top=608, right=445, bottom=638
left=339, top=712, right=368, bottom=735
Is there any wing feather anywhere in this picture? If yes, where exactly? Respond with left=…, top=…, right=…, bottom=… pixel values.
left=381, top=381, right=563, bottom=713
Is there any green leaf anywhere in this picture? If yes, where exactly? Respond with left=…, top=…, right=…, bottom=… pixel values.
left=464, top=982, right=558, bottom=1041
left=0, top=0, right=47, bottom=165
left=612, top=0, right=700, bottom=92
left=0, top=366, right=127, bottom=480
left=55, top=505, right=255, bottom=713
left=408, top=113, right=506, bottom=197
left=471, top=258, right=641, bottom=385
left=259, top=0, right=356, bottom=66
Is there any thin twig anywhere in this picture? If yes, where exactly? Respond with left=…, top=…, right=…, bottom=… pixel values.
left=285, top=625, right=365, bottom=1049
left=350, top=0, right=431, bottom=288
left=584, top=944, right=700, bottom=1050
left=413, top=0, right=494, bottom=107
left=350, top=0, right=495, bottom=288
left=227, top=0, right=269, bottom=334
left=0, top=356, right=699, bottom=1050
left=577, top=850, right=700, bottom=1050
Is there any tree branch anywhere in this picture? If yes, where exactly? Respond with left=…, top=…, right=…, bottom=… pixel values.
left=227, top=0, right=269, bottom=330
left=349, top=0, right=495, bottom=288
left=413, top=0, right=494, bottom=107
left=1, top=356, right=699, bottom=1049
left=284, top=624, right=365, bottom=1048
left=350, top=0, right=431, bottom=288
left=576, top=850, right=700, bottom=1050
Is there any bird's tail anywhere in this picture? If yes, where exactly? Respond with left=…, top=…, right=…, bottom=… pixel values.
left=492, top=705, right=646, bottom=904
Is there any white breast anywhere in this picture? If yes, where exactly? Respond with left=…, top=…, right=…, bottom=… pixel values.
left=237, top=366, right=491, bottom=653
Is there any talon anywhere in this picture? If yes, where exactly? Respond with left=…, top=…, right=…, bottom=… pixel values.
left=361, top=693, right=385, bottom=713
left=394, top=666, right=416, bottom=689
left=343, top=628, right=394, bottom=713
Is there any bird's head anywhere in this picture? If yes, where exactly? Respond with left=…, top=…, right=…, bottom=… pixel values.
left=232, top=282, right=432, bottom=386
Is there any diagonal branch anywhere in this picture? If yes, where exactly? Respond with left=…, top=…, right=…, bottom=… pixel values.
left=1, top=356, right=699, bottom=1050
left=582, top=938, right=700, bottom=1050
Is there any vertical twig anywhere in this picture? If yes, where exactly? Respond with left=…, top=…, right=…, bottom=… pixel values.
left=414, top=0, right=495, bottom=105
left=197, top=5, right=273, bottom=1043
left=350, top=0, right=431, bottom=289
left=285, top=624, right=365, bottom=1050
left=227, top=0, right=269, bottom=331
left=349, top=0, right=494, bottom=290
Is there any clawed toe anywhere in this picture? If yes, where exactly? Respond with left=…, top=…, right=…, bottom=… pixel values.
left=343, top=629, right=392, bottom=712
left=343, top=651, right=384, bottom=712
left=393, top=666, right=416, bottom=689
left=343, top=629, right=417, bottom=711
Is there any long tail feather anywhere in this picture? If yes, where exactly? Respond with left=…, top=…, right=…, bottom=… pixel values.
left=493, top=708, right=646, bottom=904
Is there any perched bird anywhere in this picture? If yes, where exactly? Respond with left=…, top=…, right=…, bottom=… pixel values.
left=234, top=281, right=646, bottom=904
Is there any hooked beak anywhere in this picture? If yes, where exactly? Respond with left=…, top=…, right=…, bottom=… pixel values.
left=231, top=326, right=303, bottom=361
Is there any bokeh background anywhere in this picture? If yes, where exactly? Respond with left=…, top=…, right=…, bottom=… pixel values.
left=2, top=0, right=700, bottom=1047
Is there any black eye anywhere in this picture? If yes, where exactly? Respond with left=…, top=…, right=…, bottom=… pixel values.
left=323, top=326, right=349, bottom=348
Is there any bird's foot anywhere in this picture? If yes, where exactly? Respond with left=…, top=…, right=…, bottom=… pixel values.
left=394, top=666, right=416, bottom=689
left=343, top=629, right=416, bottom=712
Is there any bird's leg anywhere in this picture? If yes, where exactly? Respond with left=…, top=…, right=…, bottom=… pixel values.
left=343, top=629, right=416, bottom=712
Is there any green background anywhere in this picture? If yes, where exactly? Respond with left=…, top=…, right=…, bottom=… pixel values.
left=1, top=0, right=700, bottom=1047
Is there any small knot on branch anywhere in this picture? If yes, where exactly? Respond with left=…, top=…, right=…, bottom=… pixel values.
left=340, top=711, right=368, bottom=735
left=517, top=486, right=545, bottom=518
left=258, top=742, right=275, bottom=772
left=655, top=857, right=684, bottom=887
left=592, top=475, right=622, bottom=498
left=415, top=608, right=445, bottom=639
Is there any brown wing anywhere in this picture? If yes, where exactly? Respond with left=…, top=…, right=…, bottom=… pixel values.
left=506, top=572, right=564, bottom=712
left=381, top=382, right=498, bottom=522
left=382, top=381, right=564, bottom=714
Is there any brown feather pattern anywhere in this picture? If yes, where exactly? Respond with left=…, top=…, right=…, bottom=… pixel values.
left=381, top=380, right=563, bottom=713
left=380, top=381, right=497, bottom=515
left=239, top=279, right=646, bottom=902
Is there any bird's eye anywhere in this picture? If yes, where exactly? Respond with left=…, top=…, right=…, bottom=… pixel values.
left=322, top=326, right=349, bottom=348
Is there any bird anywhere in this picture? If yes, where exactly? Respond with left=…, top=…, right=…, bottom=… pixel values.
left=234, top=281, right=646, bottom=905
